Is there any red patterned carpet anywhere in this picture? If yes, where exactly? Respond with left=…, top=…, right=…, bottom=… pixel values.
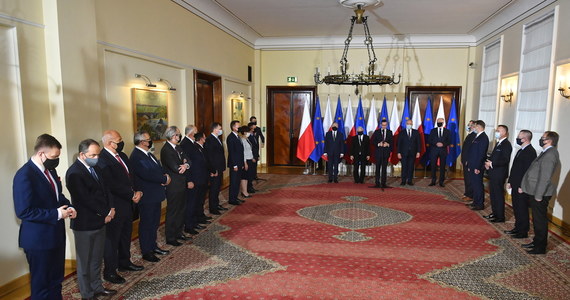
left=61, top=175, right=570, bottom=299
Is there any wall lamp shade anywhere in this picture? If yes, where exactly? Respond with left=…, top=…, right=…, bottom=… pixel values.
left=135, top=73, right=156, bottom=88
left=159, top=78, right=176, bottom=91
left=501, top=91, right=513, bottom=102
left=559, top=87, right=570, bottom=99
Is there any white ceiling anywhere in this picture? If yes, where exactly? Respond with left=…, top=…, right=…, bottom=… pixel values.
left=173, top=0, right=557, bottom=49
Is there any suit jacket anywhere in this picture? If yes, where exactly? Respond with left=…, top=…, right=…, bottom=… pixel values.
left=204, top=133, right=226, bottom=173
left=487, top=139, right=513, bottom=179
left=253, top=126, right=265, bottom=144
left=428, top=127, right=451, bottom=153
left=160, top=142, right=188, bottom=189
left=130, top=148, right=168, bottom=203
left=227, top=132, right=245, bottom=168
left=66, top=160, right=112, bottom=231
left=97, top=149, right=134, bottom=220
left=371, top=128, right=393, bottom=160
left=461, top=132, right=476, bottom=163
left=398, top=128, right=420, bottom=156
left=187, top=143, right=209, bottom=186
left=466, top=132, right=489, bottom=171
left=508, top=144, right=537, bottom=188
left=13, top=160, right=72, bottom=250
left=324, top=131, right=344, bottom=157
left=350, top=134, right=370, bottom=160
left=521, top=147, right=560, bottom=199
left=248, top=134, right=260, bottom=160
left=179, top=137, right=197, bottom=162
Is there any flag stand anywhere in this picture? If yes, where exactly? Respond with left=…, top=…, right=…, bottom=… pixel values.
left=303, top=161, right=310, bottom=174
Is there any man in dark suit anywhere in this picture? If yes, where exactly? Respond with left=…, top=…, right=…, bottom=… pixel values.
left=130, top=131, right=171, bottom=262
left=521, top=131, right=561, bottom=254
left=204, top=122, right=228, bottom=214
left=98, top=130, right=143, bottom=285
left=350, top=126, right=370, bottom=183
left=483, top=125, right=513, bottom=223
left=227, top=120, right=245, bottom=205
left=466, top=120, right=490, bottom=210
left=504, top=130, right=536, bottom=238
left=13, top=134, right=76, bottom=300
left=250, top=116, right=265, bottom=148
left=247, top=122, right=260, bottom=192
left=185, top=132, right=211, bottom=232
left=371, top=119, right=393, bottom=188
left=461, top=120, right=476, bottom=200
left=324, top=122, right=344, bottom=183
left=66, top=139, right=116, bottom=299
left=398, top=119, right=421, bottom=185
left=161, top=126, right=190, bottom=247
left=428, top=118, right=451, bottom=187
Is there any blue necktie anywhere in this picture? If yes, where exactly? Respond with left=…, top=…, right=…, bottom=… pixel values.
left=89, top=167, right=99, bottom=182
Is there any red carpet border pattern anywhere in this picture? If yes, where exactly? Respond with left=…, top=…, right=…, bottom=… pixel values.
left=60, top=174, right=570, bottom=299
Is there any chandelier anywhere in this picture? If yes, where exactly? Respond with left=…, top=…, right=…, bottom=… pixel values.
left=314, top=0, right=400, bottom=94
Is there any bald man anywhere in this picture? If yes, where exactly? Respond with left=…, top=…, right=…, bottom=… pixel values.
left=98, top=130, right=144, bottom=284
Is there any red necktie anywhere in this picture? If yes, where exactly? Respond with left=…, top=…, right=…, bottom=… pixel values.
left=115, top=154, right=129, bottom=175
left=44, top=169, right=56, bottom=194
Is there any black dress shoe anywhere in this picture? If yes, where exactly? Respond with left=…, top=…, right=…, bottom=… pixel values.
left=382, top=184, right=392, bottom=189
left=334, top=179, right=339, bottom=183
left=513, top=233, right=528, bottom=239
left=504, top=229, right=518, bottom=235
left=195, top=224, right=206, bottom=230
left=142, top=253, right=160, bottom=262
left=439, top=183, right=445, bottom=187
left=369, top=185, right=381, bottom=188
left=178, top=234, right=192, bottom=241
left=199, top=220, right=212, bottom=225
left=470, top=205, right=484, bottom=211
left=247, top=189, right=257, bottom=194
left=490, top=218, right=505, bottom=223
left=229, top=201, right=241, bottom=205
left=203, top=216, right=213, bottom=221
left=527, top=248, right=546, bottom=255
left=210, top=210, right=222, bottom=215
left=328, top=179, right=333, bottom=183
left=240, top=193, right=252, bottom=198
left=428, top=182, right=436, bottom=186
left=118, top=263, right=144, bottom=272
left=166, top=240, right=182, bottom=247
left=217, top=205, right=229, bottom=211
left=185, top=228, right=199, bottom=235
left=104, top=273, right=126, bottom=284
left=153, top=247, right=170, bottom=255
left=237, top=199, right=246, bottom=203
left=521, top=242, right=534, bottom=249
left=407, top=182, right=414, bottom=186
left=400, top=182, right=406, bottom=186
left=483, top=214, right=495, bottom=219
left=95, top=289, right=117, bottom=297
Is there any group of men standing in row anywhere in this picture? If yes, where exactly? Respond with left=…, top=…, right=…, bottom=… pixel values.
left=13, top=117, right=265, bottom=300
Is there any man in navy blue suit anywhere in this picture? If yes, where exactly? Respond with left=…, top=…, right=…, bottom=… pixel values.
left=483, top=125, right=512, bottom=222
left=428, top=118, right=451, bottom=187
left=13, top=134, right=77, bottom=300
left=204, top=122, right=228, bottom=215
left=324, top=122, right=344, bottom=183
left=466, top=120, right=490, bottom=210
left=398, top=119, right=421, bottom=185
left=185, top=132, right=210, bottom=232
left=130, top=131, right=171, bottom=262
left=226, top=120, right=245, bottom=205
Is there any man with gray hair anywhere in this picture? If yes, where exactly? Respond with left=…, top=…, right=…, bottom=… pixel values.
left=350, top=126, right=370, bottom=183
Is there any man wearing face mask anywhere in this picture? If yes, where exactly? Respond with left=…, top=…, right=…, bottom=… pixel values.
left=466, top=120, right=489, bottom=210
left=324, top=122, right=345, bottom=183
left=250, top=116, right=265, bottom=149
left=461, top=120, right=477, bottom=200
left=13, top=134, right=77, bottom=300
left=504, top=130, right=536, bottom=239
left=66, top=139, right=116, bottom=299
left=398, top=119, right=421, bottom=185
left=204, top=122, right=228, bottom=214
left=161, top=126, right=191, bottom=246
left=520, top=131, right=561, bottom=254
left=483, top=125, right=512, bottom=223
left=371, top=119, right=393, bottom=188
left=98, top=130, right=144, bottom=284
left=227, top=120, right=245, bottom=204
left=350, top=126, right=370, bottom=183
left=130, top=131, right=171, bottom=262
left=428, top=118, right=451, bottom=187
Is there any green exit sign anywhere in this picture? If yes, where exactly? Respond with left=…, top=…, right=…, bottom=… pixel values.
left=287, top=76, right=298, bottom=83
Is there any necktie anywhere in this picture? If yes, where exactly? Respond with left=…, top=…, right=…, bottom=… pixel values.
left=359, top=136, right=362, bottom=143
left=333, top=132, right=336, bottom=140
left=439, top=128, right=442, bottom=138
left=408, top=129, right=411, bottom=137
left=115, top=154, right=129, bottom=175
left=44, top=169, right=56, bottom=193
left=148, top=152, right=157, bottom=164
left=89, top=167, right=99, bottom=182
left=382, top=130, right=386, bottom=141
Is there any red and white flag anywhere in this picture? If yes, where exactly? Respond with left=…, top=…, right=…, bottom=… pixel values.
left=389, top=96, right=401, bottom=165
left=412, top=96, right=426, bottom=163
left=296, top=98, right=315, bottom=162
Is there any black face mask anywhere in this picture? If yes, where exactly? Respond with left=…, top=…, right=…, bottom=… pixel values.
left=357, top=131, right=364, bottom=135
left=516, top=138, right=523, bottom=146
left=437, top=122, right=443, bottom=127
left=147, top=140, right=153, bottom=149
left=43, top=157, right=59, bottom=170
left=539, top=138, right=546, bottom=147
left=252, top=122, right=257, bottom=125
left=331, top=127, right=338, bottom=131
left=115, top=141, right=125, bottom=152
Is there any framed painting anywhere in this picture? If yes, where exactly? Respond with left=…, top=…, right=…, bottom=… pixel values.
left=231, top=97, right=246, bottom=124
left=132, top=88, right=168, bottom=141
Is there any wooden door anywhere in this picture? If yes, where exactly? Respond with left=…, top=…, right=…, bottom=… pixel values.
left=267, top=86, right=316, bottom=166
left=194, top=71, right=222, bottom=134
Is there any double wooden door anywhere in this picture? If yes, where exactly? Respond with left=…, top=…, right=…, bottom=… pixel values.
left=194, top=70, right=222, bottom=134
left=267, top=86, right=316, bottom=166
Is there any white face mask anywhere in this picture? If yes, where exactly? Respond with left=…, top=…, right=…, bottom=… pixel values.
left=406, top=124, right=412, bottom=130
left=246, top=132, right=251, bottom=137
left=217, top=129, right=223, bottom=136
left=495, top=132, right=501, bottom=139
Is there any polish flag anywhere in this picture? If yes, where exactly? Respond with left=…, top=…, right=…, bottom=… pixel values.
left=323, top=95, right=333, bottom=133
left=296, top=98, right=315, bottom=162
left=389, top=96, right=401, bottom=165
left=436, top=96, right=446, bottom=126
left=412, top=96, right=426, bottom=163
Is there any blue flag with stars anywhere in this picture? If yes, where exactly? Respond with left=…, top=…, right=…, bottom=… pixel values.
left=422, top=97, right=434, bottom=166
left=446, top=97, right=461, bottom=166
left=309, top=96, right=325, bottom=162
left=400, top=97, right=411, bottom=128
left=379, top=95, right=390, bottom=128
left=333, top=95, right=346, bottom=141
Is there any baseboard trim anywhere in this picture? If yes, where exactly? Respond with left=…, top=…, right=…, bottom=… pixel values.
left=0, top=273, right=29, bottom=299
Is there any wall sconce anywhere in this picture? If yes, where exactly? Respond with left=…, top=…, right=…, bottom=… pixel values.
left=231, top=91, right=250, bottom=99
left=501, top=90, right=513, bottom=102
left=135, top=73, right=156, bottom=88
left=559, top=87, right=570, bottom=99
left=158, top=78, right=176, bottom=91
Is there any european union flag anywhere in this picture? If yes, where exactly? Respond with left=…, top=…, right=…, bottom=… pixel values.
left=354, top=96, right=366, bottom=132
left=400, top=97, right=411, bottom=128
left=446, top=97, right=461, bottom=166
left=422, top=97, right=434, bottom=166
left=379, top=95, right=389, bottom=128
left=333, top=95, right=346, bottom=141
left=310, top=96, right=325, bottom=162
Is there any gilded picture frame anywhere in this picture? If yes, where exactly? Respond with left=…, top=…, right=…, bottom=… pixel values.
left=132, top=88, right=169, bottom=141
left=231, top=98, right=246, bottom=124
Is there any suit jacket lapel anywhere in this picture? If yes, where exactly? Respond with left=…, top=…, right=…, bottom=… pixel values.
left=29, top=160, right=58, bottom=202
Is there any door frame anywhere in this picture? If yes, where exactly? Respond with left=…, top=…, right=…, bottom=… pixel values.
left=194, top=70, right=222, bottom=133
left=266, top=86, right=316, bottom=166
